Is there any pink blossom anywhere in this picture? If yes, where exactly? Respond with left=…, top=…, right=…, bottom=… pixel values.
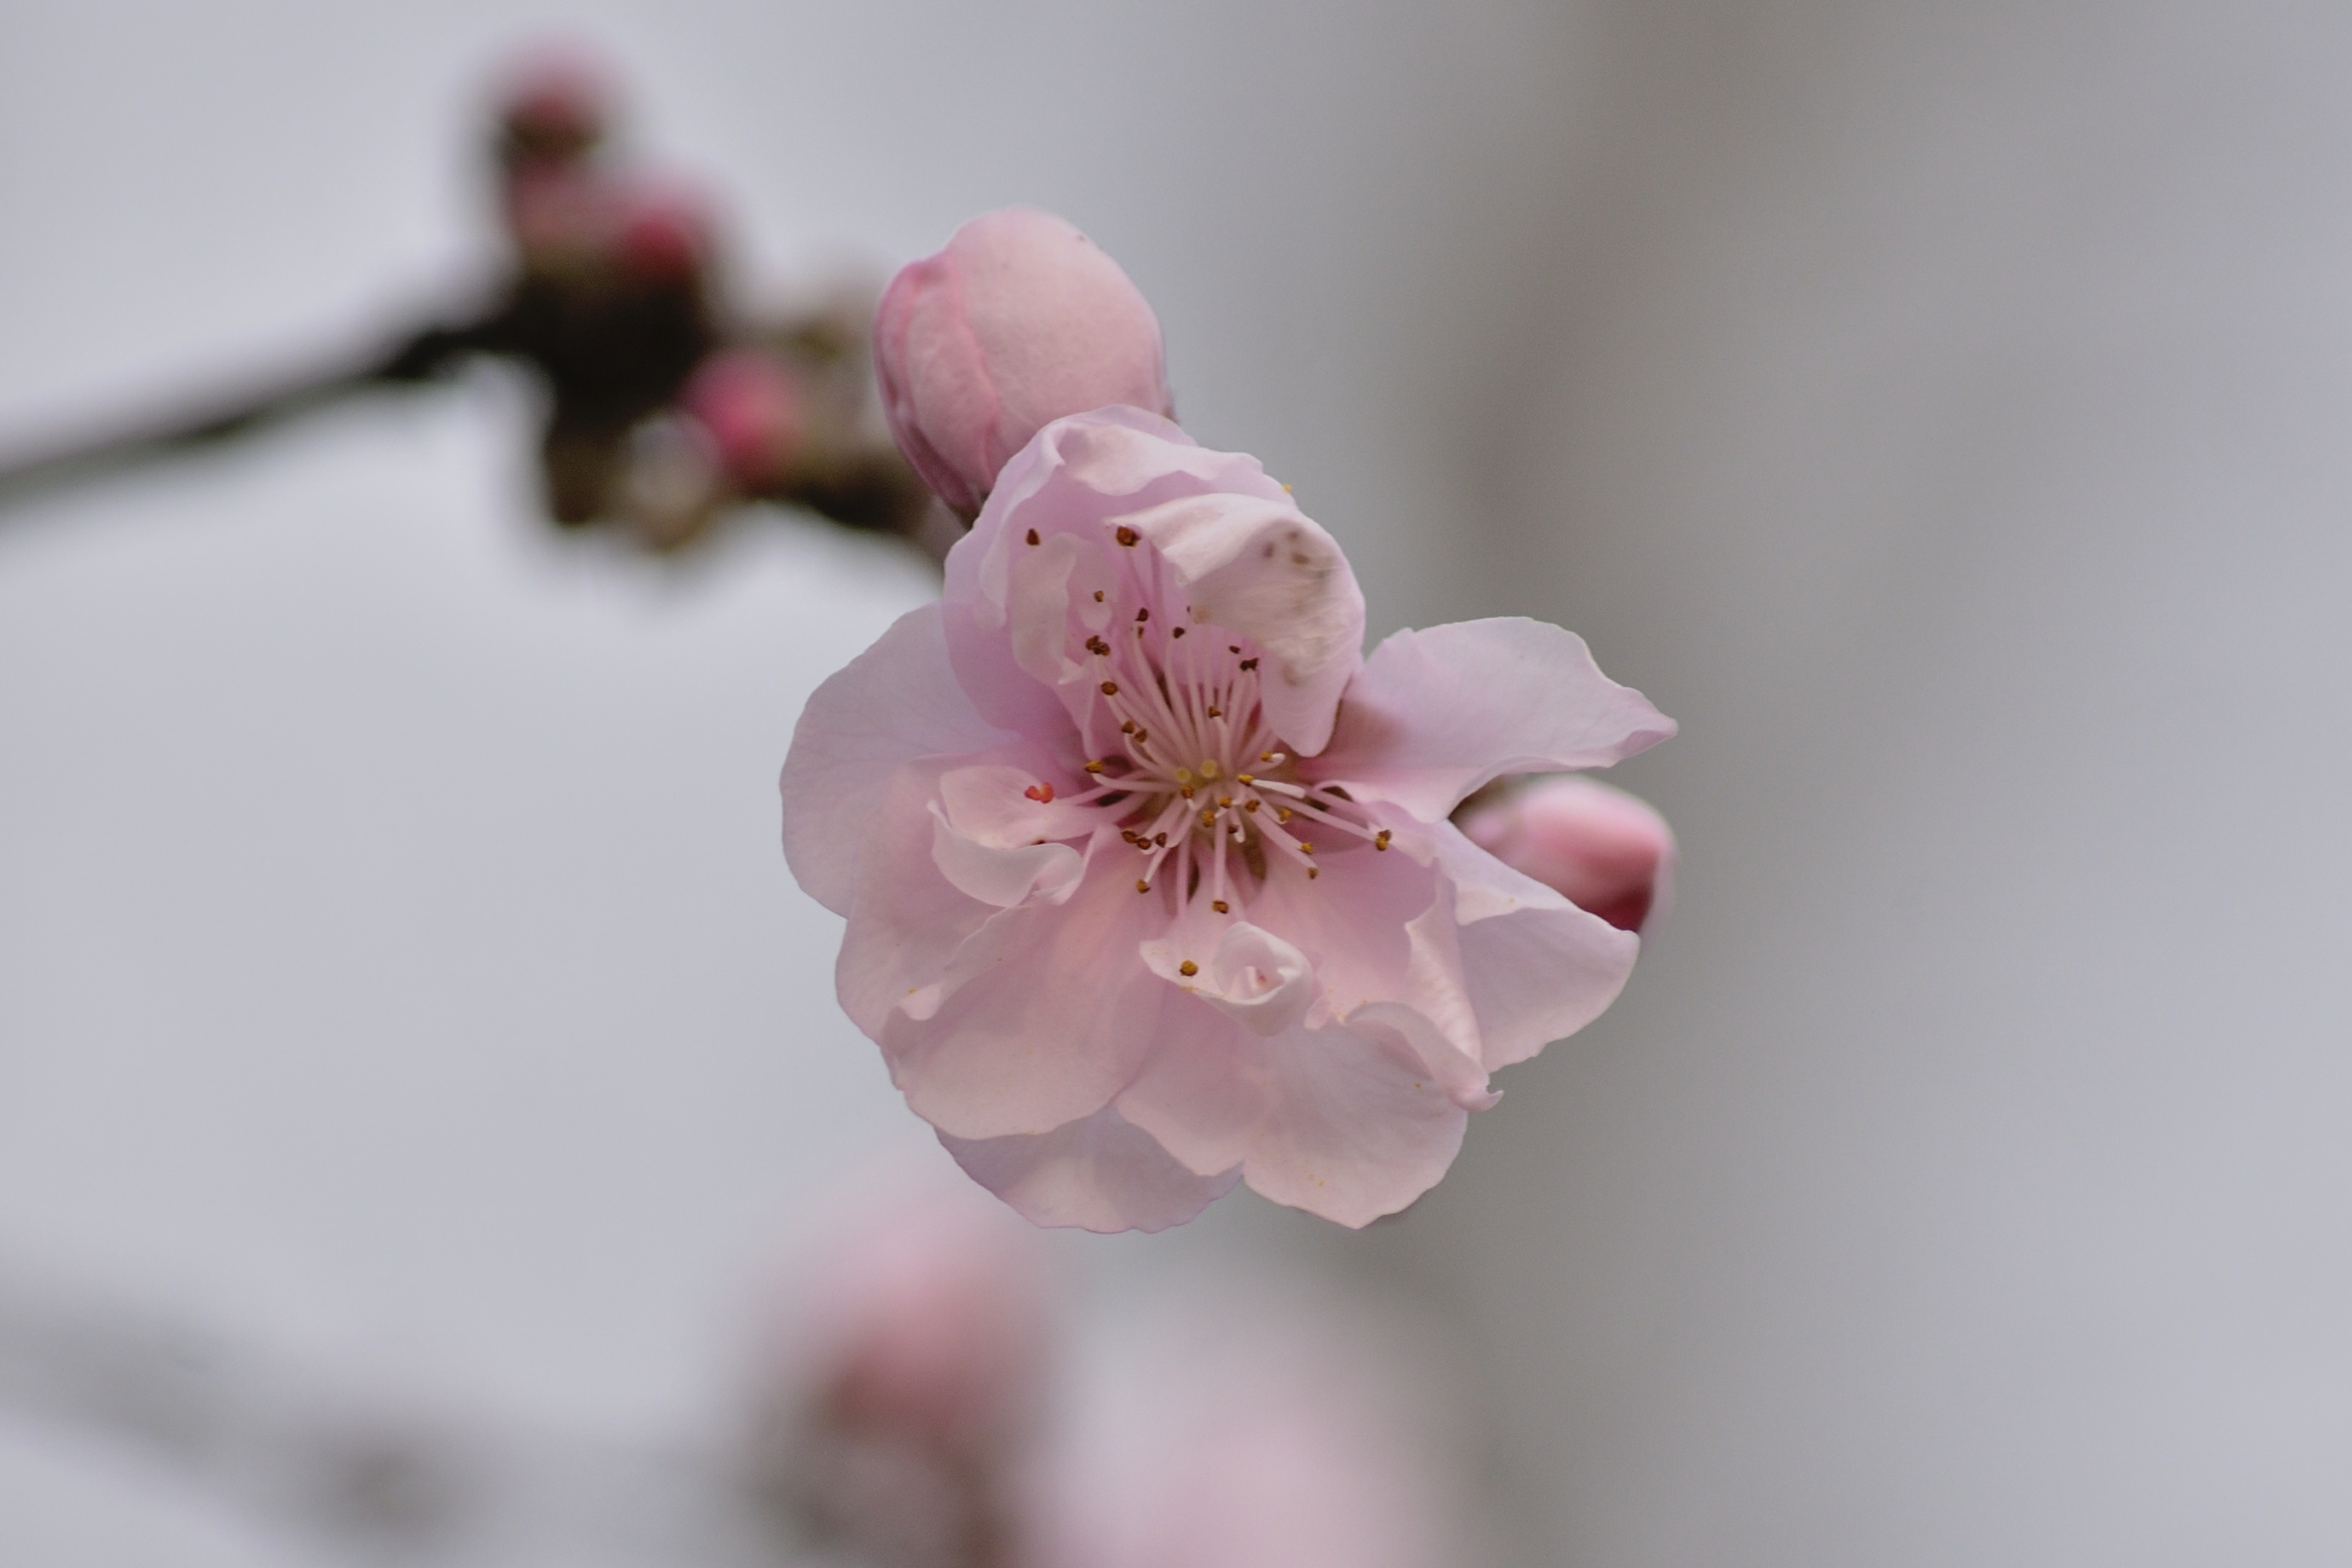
left=1458, top=774, right=1676, bottom=934
left=781, top=407, right=1673, bottom=1230
left=682, top=348, right=804, bottom=486
left=874, top=208, right=1173, bottom=518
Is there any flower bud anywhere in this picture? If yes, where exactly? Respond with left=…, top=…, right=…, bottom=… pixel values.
left=1460, top=775, right=1675, bottom=933
left=874, top=207, right=1173, bottom=517
left=680, top=348, right=803, bottom=488
left=493, top=44, right=616, bottom=167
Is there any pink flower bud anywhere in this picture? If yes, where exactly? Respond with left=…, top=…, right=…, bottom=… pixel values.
left=612, top=176, right=713, bottom=286
left=874, top=208, right=1173, bottom=516
left=681, top=348, right=804, bottom=487
left=1459, top=775, right=1676, bottom=934
left=493, top=44, right=617, bottom=166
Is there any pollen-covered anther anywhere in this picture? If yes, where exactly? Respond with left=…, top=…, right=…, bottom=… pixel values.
left=1179, top=960, right=1199, bottom=977
left=1244, top=799, right=1261, bottom=814
left=1298, top=841, right=1314, bottom=854
left=1135, top=607, right=1149, bottom=622
left=1093, top=589, right=1105, bottom=602
left=1206, top=706, right=1223, bottom=719
left=1086, top=636, right=1110, bottom=655
left=1136, top=878, right=1150, bottom=893
left=1025, top=528, right=1041, bottom=545
left=1217, top=796, right=1233, bottom=808
left=1115, top=526, right=1139, bottom=547
left=1181, top=785, right=1196, bottom=799
left=1374, top=828, right=1391, bottom=850
left=1084, top=760, right=1107, bottom=775
left=1239, top=658, right=1258, bottom=671
left=1307, top=867, right=1320, bottom=881
left=1212, top=899, right=1229, bottom=913
left=1237, top=773, right=1254, bottom=785
left=1171, top=627, right=1187, bottom=638
left=1277, top=807, right=1293, bottom=824
left=1153, top=833, right=1168, bottom=846
left=1101, top=681, right=1120, bottom=695
left=1120, top=719, right=1137, bottom=735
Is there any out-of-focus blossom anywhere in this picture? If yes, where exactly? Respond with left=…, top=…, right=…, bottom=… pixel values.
left=752, top=1175, right=1053, bottom=1568
left=492, top=44, right=616, bottom=166
left=682, top=348, right=804, bottom=488
left=874, top=208, right=1172, bottom=518
left=1033, top=1283, right=1478, bottom=1568
left=1458, top=774, right=1675, bottom=934
left=781, top=405, right=1673, bottom=1231
left=612, top=176, right=714, bottom=287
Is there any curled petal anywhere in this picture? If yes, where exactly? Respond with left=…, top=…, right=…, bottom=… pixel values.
left=1424, top=819, right=1640, bottom=1071
left=938, top=1106, right=1238, bottom=1234
left=1143, top=920, right=1318, bottom=1037
left=1115, top=492, right=1364, bottom=756
left=782, top=605, right=1014, bottom=915
left=1312, top=618, right=1675, bottom=822
left=928, top=804, right=1084, bottom=908
left=1118, top=1002, right=1471, bottom=1228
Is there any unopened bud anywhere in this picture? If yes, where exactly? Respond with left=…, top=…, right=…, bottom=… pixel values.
left=1459, top=775, right=1675, bottom=934
left=680, top=348, right=803, bottom=487
left=874, top=207, right=1172, bottom=517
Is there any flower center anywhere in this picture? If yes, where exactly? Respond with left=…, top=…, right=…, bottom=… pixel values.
left=1046, top=550, right=1389, bottom=906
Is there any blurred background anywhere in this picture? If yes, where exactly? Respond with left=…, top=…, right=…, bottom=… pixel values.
left=4, top=0, right=2352, bottom=1564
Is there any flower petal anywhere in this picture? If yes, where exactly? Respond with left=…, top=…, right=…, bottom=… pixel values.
left=937, top=1106, right=1238, bottom=1234
left=1142, top=918, right=1319, bottom=1037
left=1118, top=1000, right=1472, bottom=1228
left=1115, top=491, right=1364, bottom=756
left=882, top=859, right=1168, bottom=1140
left=1425, top=818, right=1640, bottom=1070
left=781, top=604, right=1015, bottom=915
left=1311, top=618, right=1675, bottom=822
left=929, top=803, right=1085, bottom=908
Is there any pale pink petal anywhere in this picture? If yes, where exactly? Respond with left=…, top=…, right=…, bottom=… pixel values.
left=781, top=605, right=1014, bottom=915
left=883, top=861, right=1168, bottom=1139
left=1116, top=491, right=1364, bottom=756
left=1418, top=817, right=1640, bottom=1071
left=1311, top=618, right=1675, bottom=822
left=938, top=1106, right=1238, bottom=1234
left=1459, top=773, right=1677, bottom=932
left=1119, top=1000, right=1470, bottom=1228
left=1142, top=919, right=1318, bottom=1037
left=928, top=803, right=1086, bottom=908
left=834, top=759, right=999, bottom=1038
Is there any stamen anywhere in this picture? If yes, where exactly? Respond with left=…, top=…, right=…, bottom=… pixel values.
left=1025, top=528, right=1041, bottom=545
left=1244, top=799, right=1261, bottom=814
left=1212, top=899, right=1229, bottom=913
left=1115, top=526, right=1139, bottom=547
left=1094, top=590, right=1105, bottom=601
left=1375, top=828, right=1391, bottom=850
left=1307, top=867, right=1320, bottom=880
left=1085, top=760, right=1106, bottom=775
left=1240, top=658, right=1258, bottom=671
left=1136, top=607, right=1149, bottom=622
left=1087, top=636, right=1110, bottom=655
left=1025, top=783, right=1055, bottom=803
left=1101, top=681, right=1120, bottom=695
left=1179, top=960, right=1198, bottom=977
left=1136, top=878, right=1151, bottom=893
left=1172, top=626, right=1187, bottom=638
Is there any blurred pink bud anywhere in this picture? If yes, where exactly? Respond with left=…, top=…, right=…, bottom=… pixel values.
left=494, top=44, right=617, bottom=163
left=613, top=177, right=714, bottom=285
left=500, top=160, right=610, bottom=270
left=796, top=1179, right=1054, bottom=1457
left=874, top=207, right=1173, bottom=516
left=1458, top=775, right=1675, bottom=934
left=681, top=349, right=804, bottom=486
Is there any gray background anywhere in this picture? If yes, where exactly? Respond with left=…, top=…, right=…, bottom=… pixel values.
left=3, top=1, right=2350, bottom=1563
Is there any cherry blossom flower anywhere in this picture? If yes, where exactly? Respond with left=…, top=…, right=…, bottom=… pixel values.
left=781, top=405, right=1674, bottom=1231
left=874, top=208, right=1172, bottom=519
left=1458, top=773, right=1676, bottom=934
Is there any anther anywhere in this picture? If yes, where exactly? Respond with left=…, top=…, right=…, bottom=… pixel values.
left=1115, top=526, right=1139, bottom=547
left=1086, top=636, right=1110, bottom=655
left=1240, top=658, right=1258, bottom=671
left=1153, top=833, right=1168, bottom=846
left=1025, top=528, right=1041, bottom=545
left=1180, top=785, right=1196, bottom=799
left=1260, top=751, right=1277, bottom=763
left=1172, top=626, right=1186, bottom=638
left=1212, top=899, right=1230, bottom=913
left=1179, top=960, right=1199, bottom=977
left=1101, top=681, right=1120, bottom=695
left=1374, top=829, right=1391, bottom=850
left=1121, top=720, right=1137, bottom=735
left=1136, top=607, right=1149, bottom=622
left=1237, top=773, right=1255, bottom=785
left=1200, top=809, right=1216, bottom=827
left=1094, top=590, right=1105, bottom=602
left=1085, top=760, right=1106, bottom=775
left=1277, top=807, right=1293, bottom=823
left=1133, top=728, right=1149, bottom=745
left=1229, top=645, right=1242, bottom=655
left=1307, top=867, right=1320, bottom=880
left=1244, top=799, right=1261, bottom=814
left=1298, top=841, right=1314, bottom=854
left=1136, top=878, right=1151, bottom=893
left=1217, top=796, right=1233, bottom=808
left=1206, top=706, right=1222, bottom=719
